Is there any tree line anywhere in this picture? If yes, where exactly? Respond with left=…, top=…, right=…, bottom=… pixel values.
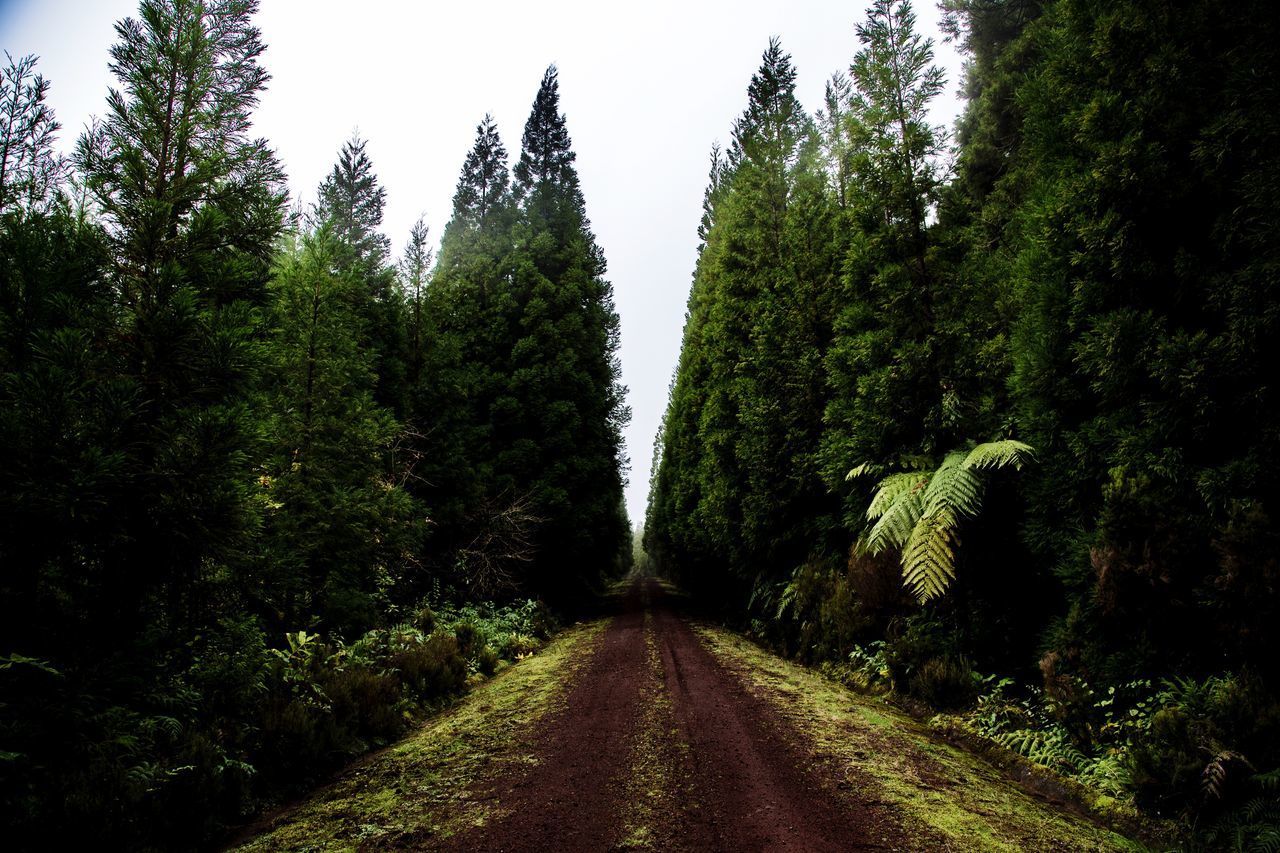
left=0, top=0, right=627, bottom=845
left=646, top=0, right=1280, bottom=842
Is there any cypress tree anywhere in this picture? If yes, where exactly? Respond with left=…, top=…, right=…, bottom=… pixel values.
left=648, top=41, right=842, bottom=604
left=507, top=66, right=630, bottom=602
left=313, top=134, right=407, bottom=413
left=415, top=115, right=519, bottom=591
left=258, top=225, right=420, bottom=637
left=821, top=0, right=950, bottom=510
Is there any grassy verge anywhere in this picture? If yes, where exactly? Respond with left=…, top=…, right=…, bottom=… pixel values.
left=231, top=620, right=607, bottom=851
left=695, top=624, right=1148, bottom=852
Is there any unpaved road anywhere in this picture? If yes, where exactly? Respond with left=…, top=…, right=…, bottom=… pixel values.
left=441, top=578, right=892, bottom=852
left=235, top=577, right=1140, bottom=852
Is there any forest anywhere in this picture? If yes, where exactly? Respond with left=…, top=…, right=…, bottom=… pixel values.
left=0, top=0, right=628, bottom=845
left=2, top=0, right=1278, bottom=849
left=646, top=0, right=1280, bottom=847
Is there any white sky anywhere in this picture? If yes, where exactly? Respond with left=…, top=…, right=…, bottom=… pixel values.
left=1, top=0, right=966, bottom=526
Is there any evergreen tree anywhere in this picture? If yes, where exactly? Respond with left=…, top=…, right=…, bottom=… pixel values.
left=0, top=52, right=63, bottom=213
left=3, top=0, right=285, bottom=842
left=68, top=0, right=286, bottom=637
left=1003, top=0, right=1280, bottom=680
left=398, top=214, right=432, bottom=388
left=313, top=134, right=407, bottom=413
left=821, top=0, right=951, bottom=519
left=648, top=41, right=842, bottom=603
left=415, top=116, right=518, bottom=588
left=507, top=65, right=631, bottom=601
left=314, top=134, right=391, bottom=273
left=258, top=225, right=421, bottom=636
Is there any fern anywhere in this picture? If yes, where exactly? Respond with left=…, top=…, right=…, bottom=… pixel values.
left=901, top=506, right=958, bottom=602
left=962, top=440, right=1035, bottom=472
left=864, top=472, right=929, bottom=552
left=1201, top=791, right=1280, bottom=852
left=859, top=439, right=1033, bottom=604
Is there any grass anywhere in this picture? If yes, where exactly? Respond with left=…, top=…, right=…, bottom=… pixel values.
left=614, top=608, right=690, bottom=850
left=694, top=624, right=1147, bottom=853
left=231, top=620, right=607, bottom=851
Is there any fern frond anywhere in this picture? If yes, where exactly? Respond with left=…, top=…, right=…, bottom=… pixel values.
left=846, top=461, right=882, bottom=480
left=902, top=507, right=958, bottom=603
left=865, top=472, right=929, bottom=553
left=1203, top=750, right=1253, bottom=801
left=921, top=451, right=985, bottom=520
left=866, top=472, right=929, bottom=520
left=962, top=439, right=1035, bottom=472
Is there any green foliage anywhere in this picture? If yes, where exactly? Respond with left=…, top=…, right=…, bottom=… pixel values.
left=257, top=224, right=422, bottom=637
left=417, top=71, right=630, bottom=606
left=0, top=52, right=63, bottom=213
left=646, top=37, right=842, bottom=604
left=861, top=440, right=1033, bottom=602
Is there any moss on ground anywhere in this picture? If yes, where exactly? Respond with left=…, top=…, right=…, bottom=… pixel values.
left=694, top=625, right=1146, bottom=853
left=614, top=609, right=691, bottom=850
left=231, top=621, right=607, bottom=852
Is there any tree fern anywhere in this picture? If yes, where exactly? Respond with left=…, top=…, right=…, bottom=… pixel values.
left=855, top=440, right=1034, bottom=603
left=865, top=472, right=929, bottom=552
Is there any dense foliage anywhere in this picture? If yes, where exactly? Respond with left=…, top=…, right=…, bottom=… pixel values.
left=646, top=0, right=1280, bottom=843
left=0, top=1, right=628, bottom=847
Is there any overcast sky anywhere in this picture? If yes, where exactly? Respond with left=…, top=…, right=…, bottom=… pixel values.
left=1, top=0, right=966, bottom=526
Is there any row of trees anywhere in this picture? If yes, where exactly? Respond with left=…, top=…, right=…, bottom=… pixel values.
left=646, top=0, right=1280, bottom=836
left=0, top=0, right=627, bottom=844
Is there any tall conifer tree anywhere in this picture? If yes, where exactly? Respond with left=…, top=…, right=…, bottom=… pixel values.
left=313, top=134, right=407, bottom=413
left=72, top=0, right=286, bottom=633
left=508, top=66, right=630, bottom=601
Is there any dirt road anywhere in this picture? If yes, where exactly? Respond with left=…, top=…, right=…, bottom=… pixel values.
left=440, top=578, right=893, bottom=851
left=235, top=577, right=1138, bottom=851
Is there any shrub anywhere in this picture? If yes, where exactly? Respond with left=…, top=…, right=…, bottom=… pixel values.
left=883, top=614, right=976, bottom=708
left=452, top=621, right=480, bottom=659
left=911, top=656, right=978, bottom=710
left=322, top=665, right=404, bottom=747
left=413, top=605, right=437, bottom=635
left=393, top=633, right=468, bottom=699
left=1127, top=675, right=1280, bottom=815
left=477, top=645, right=500, bottom=676
left=496, top=632, right=540, bottom=660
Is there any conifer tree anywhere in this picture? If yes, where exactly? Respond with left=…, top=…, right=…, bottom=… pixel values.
left=314, top=134, right=391, bottom=273
left=313, top=134, right=407, bottom=413
left=507, top=66, right=630, bottom=600
left=648, top=41, right=841, bottom=600
left=0, top=52, right=63, bottom=213
left=1003, top=0, right=1280, bottom=678
left=821, top=0, right=952, bottom=519
left=259, top=225, right=420, bottom=636
left=415, top=116, right=518, bottom=583
left=398, top=214, right=432, bottom=387
left=71, top=0, right=286, bottom=633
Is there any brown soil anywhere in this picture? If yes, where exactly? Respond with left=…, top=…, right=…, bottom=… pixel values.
left=440, top=578, right=902, bottom=852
